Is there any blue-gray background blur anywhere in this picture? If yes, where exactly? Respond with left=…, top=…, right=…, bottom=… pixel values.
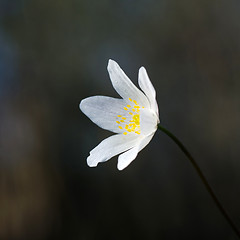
left=0, top=0, right=240, bottom=239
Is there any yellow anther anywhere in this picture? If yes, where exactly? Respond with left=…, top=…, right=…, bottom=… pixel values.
left=133, top=114, right=140, bottom=125
left=117, top=100, right=142, bottom=136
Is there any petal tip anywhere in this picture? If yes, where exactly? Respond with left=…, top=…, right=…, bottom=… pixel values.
left=138, top=66, right=147, bottom=77
left=79, top=98, right=87, bottom=113
left=139, top=66, right=146, bottom=72
left=79, top=99, right=84, bottom=112
left=87, top=164, right=97, bottom=168
left=107, top=59, right=116, bottom=69
left=87, top=155, right=98, bottom=167
left=117, top=163, right=125, bottom=171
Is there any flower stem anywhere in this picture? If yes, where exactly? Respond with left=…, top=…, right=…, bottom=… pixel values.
left=157, top=124, right=240, bottom=239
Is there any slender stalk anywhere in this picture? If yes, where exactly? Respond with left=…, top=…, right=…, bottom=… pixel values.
left=157, top=124, right=240, bottom=239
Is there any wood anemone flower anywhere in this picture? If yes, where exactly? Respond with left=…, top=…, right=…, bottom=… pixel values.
left=80, top=59, right=159, bottom=170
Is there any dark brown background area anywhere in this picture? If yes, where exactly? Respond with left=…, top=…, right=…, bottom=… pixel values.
left=0, top=0, right=240, bottom=239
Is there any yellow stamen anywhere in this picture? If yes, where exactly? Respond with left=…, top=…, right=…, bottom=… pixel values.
left=133, top=115, right=140, bottom=125
left=116, top=99, right=142, bottom=135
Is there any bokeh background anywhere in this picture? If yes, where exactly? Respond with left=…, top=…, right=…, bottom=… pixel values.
left=0, top=0, right=240, bottom=239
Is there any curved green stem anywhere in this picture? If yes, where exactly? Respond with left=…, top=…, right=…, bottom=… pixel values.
left=157, top=124, right=240, bottom=239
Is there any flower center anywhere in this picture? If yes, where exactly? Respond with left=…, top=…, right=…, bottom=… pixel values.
left=116, top=98, right=144, bottom=135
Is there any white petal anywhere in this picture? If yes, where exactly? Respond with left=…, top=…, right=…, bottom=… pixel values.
left=80, top=96, right=129, bottom=133
left=140, top=109, right=158, bottom=136
left=117, top=146, right=139, bottom=170
left=87, top=133, right=140, bottom=167
left=138, top=67, right=159, bottom=118
left=117, top=133, right=155, bottom=170
left=107, top=59, right=150, bottom=107
left=138, top=133, right=155, bottom=152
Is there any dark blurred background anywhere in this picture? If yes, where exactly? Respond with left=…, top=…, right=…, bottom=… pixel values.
left=0, top=0, right=240, bottom=239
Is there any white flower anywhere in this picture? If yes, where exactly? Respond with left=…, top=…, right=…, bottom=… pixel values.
left=80, top=59, right=160, bottom=170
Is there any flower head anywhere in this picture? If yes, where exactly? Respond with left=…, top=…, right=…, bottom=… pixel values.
left=80, top=59, right=159, bottom=170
